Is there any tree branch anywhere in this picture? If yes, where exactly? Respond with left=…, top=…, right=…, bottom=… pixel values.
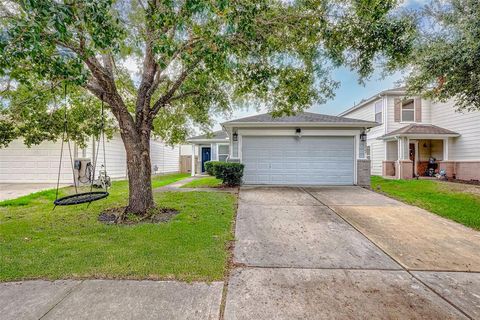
left=169, top=90, right=200, bottom=102
left=150, top=59, right=200, bottom=116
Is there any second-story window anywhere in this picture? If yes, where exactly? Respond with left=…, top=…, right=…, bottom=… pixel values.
left=401, top=99, right=415, bottom=122
left=374, top=100, right=382, bottom=123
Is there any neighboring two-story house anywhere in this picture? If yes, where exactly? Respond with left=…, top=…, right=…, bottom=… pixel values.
left=339, top=88, right=480, bottom=181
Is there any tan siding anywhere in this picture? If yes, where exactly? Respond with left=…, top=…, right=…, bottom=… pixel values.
left=430, top=140, right=443, bottom=160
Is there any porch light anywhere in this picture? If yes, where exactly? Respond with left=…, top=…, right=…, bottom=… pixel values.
left=232, top=132, right=238, bottom=141
left=360, top=132, right=367, bottom=141
left=296, top=128, right=302, bottom=137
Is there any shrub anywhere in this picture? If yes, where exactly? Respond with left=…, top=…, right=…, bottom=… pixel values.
left=214, top=162, right=245, bottom=186
left=204, top=161, right=222, bottom=176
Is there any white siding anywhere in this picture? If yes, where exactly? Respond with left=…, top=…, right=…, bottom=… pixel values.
left=345, top=98, right=386, bottom=138
left=150, top=138, right=180, bottom=174
left=87, top=134, right=127, bottom=180
left=0, top=139, right=74, bottom=183
left=386, top=141, right=398, bottom=161
left=369, top=139, right=385, bottom=176
left=344, top=98, right=387, bottom=174
left=430, top=100, right=480, bottom=160
left=0, top=134, right=180, bottom=184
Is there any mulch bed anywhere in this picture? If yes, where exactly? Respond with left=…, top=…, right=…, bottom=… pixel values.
left=98, top=206, right=179, bottom=225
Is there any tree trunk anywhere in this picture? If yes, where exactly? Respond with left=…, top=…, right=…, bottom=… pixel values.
left=123, top=130, right=155, bottom=215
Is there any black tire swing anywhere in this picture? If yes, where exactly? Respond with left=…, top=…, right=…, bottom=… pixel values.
left=53, top=86, right=109, bottom=207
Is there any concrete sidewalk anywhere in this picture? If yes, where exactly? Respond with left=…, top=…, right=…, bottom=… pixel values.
left=0, top=280, right=223, bottom=320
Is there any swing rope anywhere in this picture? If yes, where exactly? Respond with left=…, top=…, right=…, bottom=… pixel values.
left=90, top=96, right=108, bottom=193
left=53, top=86, right=109, bottom=207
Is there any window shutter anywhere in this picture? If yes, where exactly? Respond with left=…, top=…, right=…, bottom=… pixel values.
left=394, top=98, right=401, bottom=122
left=415, top=98, right=422, bottom=122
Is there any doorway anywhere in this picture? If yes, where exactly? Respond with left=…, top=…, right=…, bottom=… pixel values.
left=201, top=147, right=211, bottom=173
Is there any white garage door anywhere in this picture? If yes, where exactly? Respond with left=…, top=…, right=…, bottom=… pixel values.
left=242, top=136, right=355, bottom=185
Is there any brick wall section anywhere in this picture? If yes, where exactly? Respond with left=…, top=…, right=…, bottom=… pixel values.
left=396, top=160, right=414, bottom=179
left=357, top=159, right=371, bottom=187
left=382, top=161, right=396, bottom=176
left=439, top=161, right=480, bottom=181
left=454, top=162, right=480, bottom=181
left=439, top=161, right=456, bottom=179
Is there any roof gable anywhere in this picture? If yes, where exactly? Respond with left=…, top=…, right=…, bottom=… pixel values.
left=223, top=112, right=376, bottom=125
left=379, top=124, right=459, bottom=139
left=188, top=130, right=228, bottom=141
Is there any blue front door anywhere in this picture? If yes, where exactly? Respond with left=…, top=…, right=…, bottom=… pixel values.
left=201, top=147, right=211, bottom=172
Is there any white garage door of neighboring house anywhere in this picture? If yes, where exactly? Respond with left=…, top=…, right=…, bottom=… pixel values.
left=242, top=136, right=355, bottom=185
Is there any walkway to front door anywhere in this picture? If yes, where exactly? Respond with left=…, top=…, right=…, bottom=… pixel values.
left=223, top=186, right=480, bottom=319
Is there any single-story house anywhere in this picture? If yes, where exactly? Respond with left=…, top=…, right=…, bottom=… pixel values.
left=187, top=112, right=377, bottom=186
left=339, top=88, right=480, bottom=181
left=0, top=134, right=180, bottom=184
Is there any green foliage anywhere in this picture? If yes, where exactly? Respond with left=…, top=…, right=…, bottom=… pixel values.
left=204, top=160, right=222, bottom=176
left=0, top=174, right=236, bottom=281
left=213, top=162, right=244, bottom=186
left=0, top=0, right=415, bottom=147
left=0, top=83, right=116, bottom=147
left=404, top=0, right=480, bottom=111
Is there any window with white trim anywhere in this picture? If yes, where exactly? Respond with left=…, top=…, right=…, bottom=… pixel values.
left=401, top=99, right=415, bottom=122
left=218, top=144, right=229, bottom=162
left=374, top=100, right=382, bottom=123
left=366, top=146, right=371, bottom=160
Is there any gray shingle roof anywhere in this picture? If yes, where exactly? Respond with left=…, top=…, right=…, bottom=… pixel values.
left=223, top=112, right=375, bottom=124
left=380, top=124, right=459, bottom=139
left=188, top=130, right=228, bottom=140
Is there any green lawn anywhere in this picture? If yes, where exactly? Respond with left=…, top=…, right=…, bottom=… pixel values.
left=0, top=173, right=237, bottom=282
left=371, top=176, right=480, bottom=230
left=181, top=176, right=223, bottom=188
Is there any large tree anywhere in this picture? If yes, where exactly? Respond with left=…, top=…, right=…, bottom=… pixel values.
left=0, top=0, right=414, bottom=215
left=404, top=0, right=480, bottom=111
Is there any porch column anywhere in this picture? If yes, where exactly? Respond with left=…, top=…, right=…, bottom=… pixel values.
left=396, top=137, right=413, bottom=179
left=191, top=143, right=196, bottom=176
left=443, top=138, right=449, bottom=161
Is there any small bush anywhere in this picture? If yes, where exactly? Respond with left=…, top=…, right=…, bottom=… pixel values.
left=204, top=161, right=222, bottom=176
left=214, top=162, right=245, bottom=186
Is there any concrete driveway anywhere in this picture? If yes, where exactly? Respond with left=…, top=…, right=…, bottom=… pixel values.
left=0, top=183, right=66, bottom=201
left=224, top=186, right=480, bottom=319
